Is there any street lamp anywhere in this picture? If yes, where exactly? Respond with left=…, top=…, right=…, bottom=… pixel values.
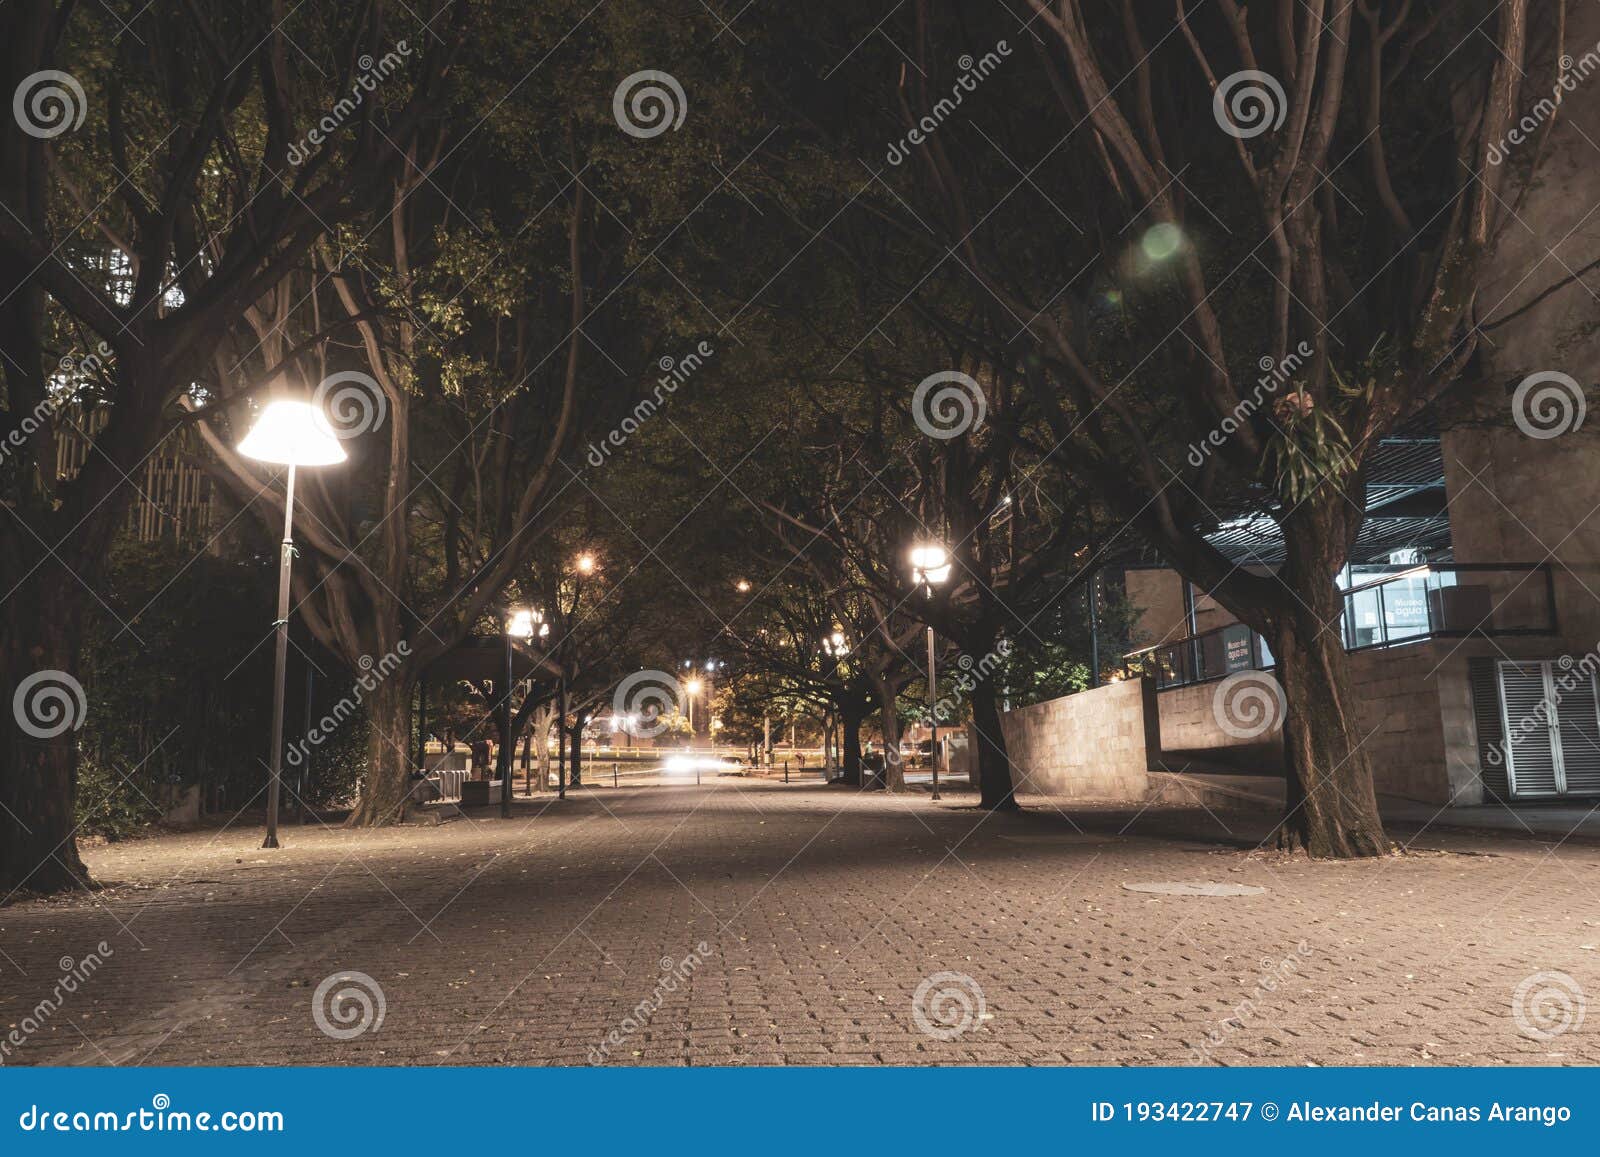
left=237, top=400, right=347, bottom=849
left=501, top=607, right=544, bottom=816
left=508, top=607, right=549, bottom=641
left=575, top=552, right=597, bottom=575
left=910, top=543, right=951, bottom=800
left=684, top=675, right=704, bottom=736
left=820, top=630, right=851, bottom=780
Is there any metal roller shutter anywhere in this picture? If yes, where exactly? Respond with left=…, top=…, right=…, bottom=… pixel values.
left=1498, top=662, right=1560, bottom=797
left=1493, top=658, right=1600, bottom=799
left=1554, top=663, right=1600, bottom=794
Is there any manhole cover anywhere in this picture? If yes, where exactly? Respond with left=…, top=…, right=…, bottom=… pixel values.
left=1121, top=881, right=1266, bottom=897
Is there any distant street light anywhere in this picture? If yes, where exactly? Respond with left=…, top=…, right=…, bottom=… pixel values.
left=501, top=607, right=544, bottom=816
left=735, top=579, right=751, bottom=593
left=575, top=552, right=597, bottom=575
left=684, top=675, right=704, bottom=735
left=508, top=607, right=549, bottom=641
left=237, top=400, right=347, bottom=849
left=910, top=543, right=951, bottom=801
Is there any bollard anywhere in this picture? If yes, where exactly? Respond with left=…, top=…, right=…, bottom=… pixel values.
left=696, top=763, right=702, bottom=786
left=613, top=762, right=619, bottom=788
left=784, top=759, right=789, bottom=783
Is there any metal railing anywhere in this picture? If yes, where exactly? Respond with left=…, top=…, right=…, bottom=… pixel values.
left=1126, top=563, right=1557, bottom=691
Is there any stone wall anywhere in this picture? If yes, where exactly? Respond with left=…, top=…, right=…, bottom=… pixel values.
left=1439, top=0, right=1600, bottom=648
left=1125, top=568, right=1187, bottom=650
left=1149, top=637, right=1579, bottom=804
left=1155, top=679, right=1284, bottom=772
left=1002, top=642, right=1570, bottom=806
left=998, top=678, right=1157, bottom=799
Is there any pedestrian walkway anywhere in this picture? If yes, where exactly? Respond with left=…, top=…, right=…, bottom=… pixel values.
left=1, top=779, right=1596, bottom=1066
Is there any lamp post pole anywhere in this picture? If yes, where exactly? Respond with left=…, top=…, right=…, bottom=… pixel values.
left=910, top=543, right=950, bottom=805
left=500, top=627, right=514, bottom=817
left=557, top=676, right=569, bottom=799
left=926, top=622, right=939, bottom=802
left=237, top=398, right=345, bottom=850
left=264, top=464, right=297, bottom=849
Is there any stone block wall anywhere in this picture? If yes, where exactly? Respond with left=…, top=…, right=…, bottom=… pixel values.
left=1156, top=680, right=1283, bottom=769
left=1147, top=639, right=1551, bottom=804
left=998, top=640, right=1573, bottom=806
left=998, top=678, right=1157, bottom=799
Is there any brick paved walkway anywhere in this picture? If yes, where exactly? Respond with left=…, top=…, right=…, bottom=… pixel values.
left=3, top=779, right=1598, bottom=1066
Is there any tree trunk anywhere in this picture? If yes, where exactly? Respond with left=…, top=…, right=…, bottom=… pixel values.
left=0, top=574, right=91, bottom=893
left=346, top=677, right=414, bottom=826
left=870, top=675, right=906, bottom=791
left=838, top=704, right=864, bottom=786
left=1266, top=566, right=1388, bottom=857
left=969, top=676, right=1019, bottom=811
left=534, top=704, right=553, bottom=791
left=569, top=716, right=583, bottom=787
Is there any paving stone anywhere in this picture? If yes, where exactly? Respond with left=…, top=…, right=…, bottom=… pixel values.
left=0, top=781, right=1597, bottom=1066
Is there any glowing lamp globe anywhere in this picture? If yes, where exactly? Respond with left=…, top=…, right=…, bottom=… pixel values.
left=237, top=401, right=348, bottom=466
left=910, top=544, right=952, bottom=586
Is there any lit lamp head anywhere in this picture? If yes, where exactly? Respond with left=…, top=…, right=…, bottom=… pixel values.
left=574, top=553, right=597, bottom=575
left=507, top=607, right=548, bottom=640
left=236, top=400, right=348, bottom=466
left=909, top=544, right=952, bottom=589
left=684, top=676, right=704, bottom=696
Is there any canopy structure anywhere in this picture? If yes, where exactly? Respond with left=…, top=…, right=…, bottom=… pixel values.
left=414, top=637, right=563, bottom=776
left=423, top=636, right=560, bottom=684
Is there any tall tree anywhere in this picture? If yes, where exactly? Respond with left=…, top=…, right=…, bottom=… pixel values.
left=748, top=0, right=1546, bottom=854
left=0, top=0, right=463, bottom=892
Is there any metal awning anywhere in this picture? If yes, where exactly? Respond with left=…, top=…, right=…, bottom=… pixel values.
left=422, top=637, right=560, bottom=684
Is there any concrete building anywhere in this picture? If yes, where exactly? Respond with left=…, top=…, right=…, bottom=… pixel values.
left=1000, top=14, right=1600, bottom=809
left=1003, top=397, right=1592, bottom=809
